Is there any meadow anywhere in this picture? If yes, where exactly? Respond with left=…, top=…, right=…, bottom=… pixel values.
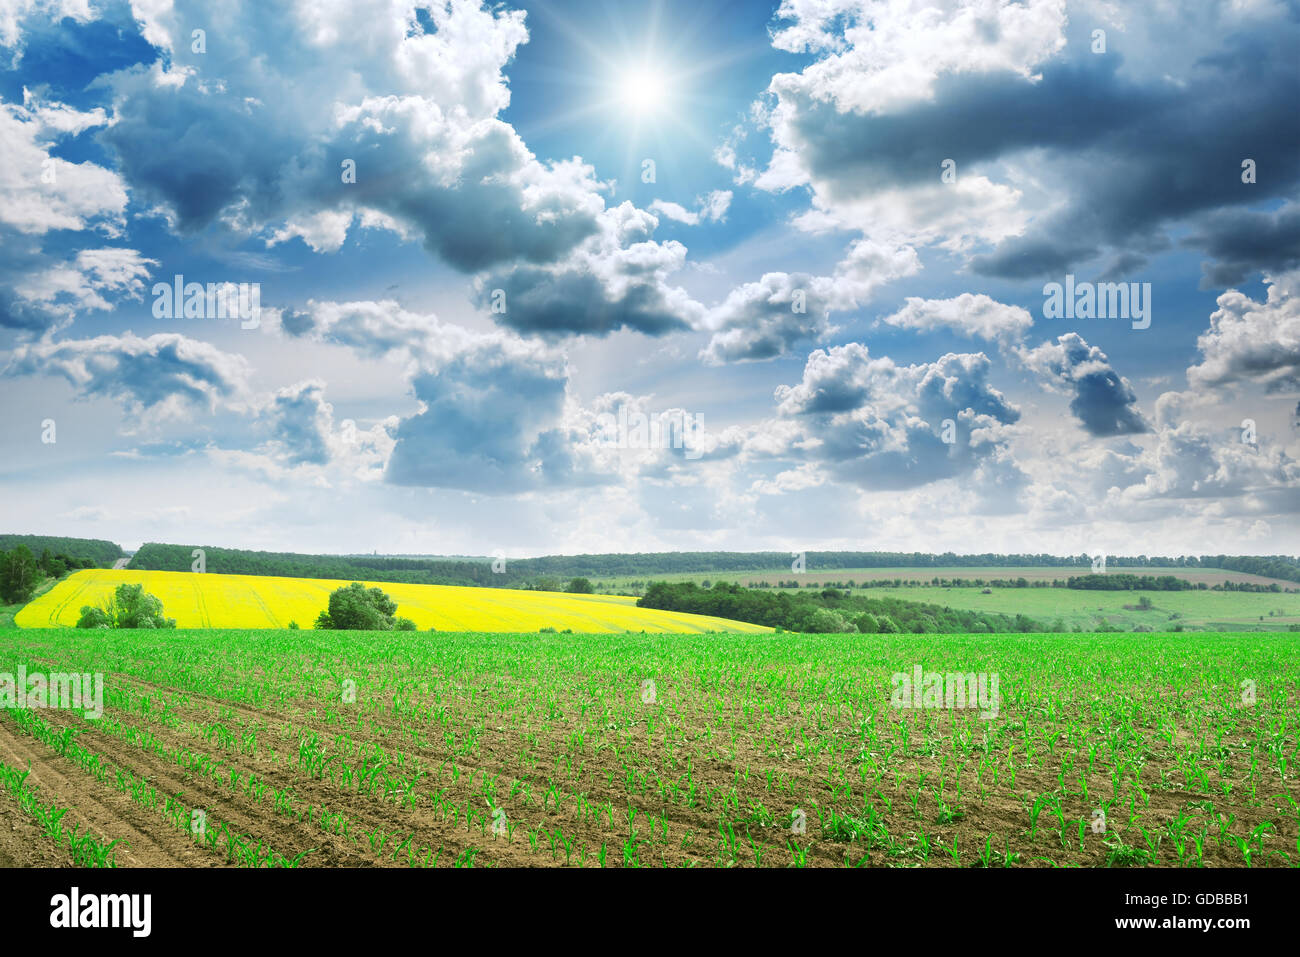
left=15, top=569, right=772, bottom=634
left=592, top=568, right=1300, bottom=632
left=846, top=585, right=1300, bottom=632
left=0, top=627, right=1294, bottom=868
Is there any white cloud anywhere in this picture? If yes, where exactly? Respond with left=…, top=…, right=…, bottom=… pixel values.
left=879, top=293, right=1033, bottom=342
left=701, top=239, right=920, bottom=362
left=1187, top=268, right=1300, bottom=391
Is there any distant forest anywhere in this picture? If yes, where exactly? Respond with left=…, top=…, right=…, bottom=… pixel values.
left=121, top=543, right=1300, bottom=588
left=0, top=535, right=122, bottom=567
left=637, top=582, right=1049, bottom=634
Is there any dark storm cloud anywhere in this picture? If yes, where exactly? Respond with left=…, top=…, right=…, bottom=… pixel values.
left=777, top=19, right=1300, bottom=280
left=1187, top=202, right=1300, bottom=288
left=1020, top=333, right=1149, bottom=437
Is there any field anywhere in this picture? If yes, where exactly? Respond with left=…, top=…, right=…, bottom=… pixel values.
left=848, top=585, right=1300, bottom=632
left=15, top=569, right=772, bottom=634
left=592, top=567, right=1300, bottom=632
left=0, top=627, right=1295, bottom=868
left=594, top=566, right=1300, bottom=590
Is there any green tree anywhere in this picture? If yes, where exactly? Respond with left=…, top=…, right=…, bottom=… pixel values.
left=76, top=583, right=176, bottom=629
left=853, top=613, right=879, bottom=634
left=76, top=606, right=112, bottom=629
left=0, top=546, right=40, bottom=604
left=565, top=577, right=594, bottom=594
left=315, top=582, right=407, bottom=630
left=806, top=608, right=856, bottom=633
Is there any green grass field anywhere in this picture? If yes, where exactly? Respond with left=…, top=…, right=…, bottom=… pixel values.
left=850, top=585, right=1300, bottom=632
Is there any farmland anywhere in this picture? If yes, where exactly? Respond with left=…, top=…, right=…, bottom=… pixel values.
left=0, top=627, right=1295, bottom=868
left=593, top=566, right=1300, bottom=590
left=845, top=585, right=1300, bottom=633
left=592, top=568, right=1300, bottom=632
left=14, top=569, right=772, bottom=634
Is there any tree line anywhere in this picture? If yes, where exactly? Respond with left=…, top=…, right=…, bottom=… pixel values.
left=124, top=542, right=1300, bottom=587
left=0, top=535, right=122, bottom=568
left=637, top=582, right=1048, bottom=634
left=0, top=546, right=97, bottom=605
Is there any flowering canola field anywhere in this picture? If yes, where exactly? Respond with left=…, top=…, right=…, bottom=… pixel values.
left=15, top=569, right=772, bottom=633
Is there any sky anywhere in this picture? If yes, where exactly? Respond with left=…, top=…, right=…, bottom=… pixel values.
left=0, top=0, right=1297, bottom=558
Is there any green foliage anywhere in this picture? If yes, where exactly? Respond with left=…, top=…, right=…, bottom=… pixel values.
left=120, top=542, right=1300, bottom=590
left=0, top=535, right=122, bottom=568
left=0, top=542, right=99, bottom=608
left=806, top=608, right=856, bottom=633
left=0, top=546, right=40, bottom=604
left=75, top=606, right=112, bottom=629
left=565, top=577, right=594, bottom=594
left=637, top=580, right=1043, bottom=634
left=314, top=582, right=410, bottom=631
left=76, top=583, right=176, bottom=629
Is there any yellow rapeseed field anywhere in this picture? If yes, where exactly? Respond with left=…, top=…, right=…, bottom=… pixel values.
left=15, top=569, right=773, bottom=634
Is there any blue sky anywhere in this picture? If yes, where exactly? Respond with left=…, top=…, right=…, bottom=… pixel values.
left=1, top=0, right=1297, bottom=557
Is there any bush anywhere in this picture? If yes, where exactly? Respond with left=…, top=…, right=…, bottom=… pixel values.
left=853, top=613, right=879, bottom=634
left=76, top=583, right=176, bottom=629
left=805, top=608, right=856, bottom=633
left=314, top=582, right=409, bottom=630
left=75, top=606, right=112, bottom=629
left=565, top=577, right=594, bottom=594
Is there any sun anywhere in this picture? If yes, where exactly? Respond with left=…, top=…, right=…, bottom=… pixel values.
left=617, top=65, right=673, bottom=117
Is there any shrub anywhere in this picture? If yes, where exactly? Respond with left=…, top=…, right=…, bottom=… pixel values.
left=853, top=613, right=879, bottom=634
left=805, top=608, right=856, bottom=633
left=75, top=606, right=112, bottom=629
left=76, top=583, right=176, bottom=629
left=314, top=582, right=409, bottom=631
